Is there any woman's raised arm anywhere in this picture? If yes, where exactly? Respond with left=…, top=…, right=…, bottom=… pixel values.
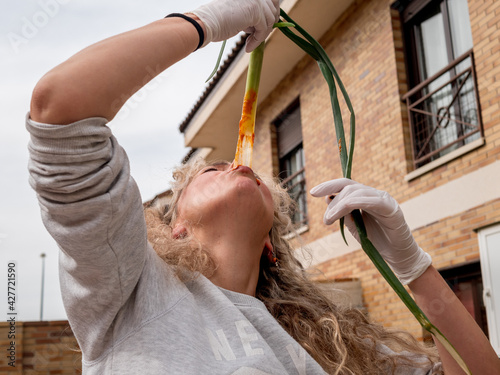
left=30, top=16, right=202, bottom=125
left=409, top=265, right=500, bottom=374
left=30, top=0, right=280, bottom=125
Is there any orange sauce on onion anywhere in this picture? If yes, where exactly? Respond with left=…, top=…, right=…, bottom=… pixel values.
left=232, top=89, right=257, bottom=169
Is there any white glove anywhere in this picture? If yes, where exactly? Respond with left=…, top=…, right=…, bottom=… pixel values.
left=310, top=178, right=431, bottom=285
left=191, top=0, right=280, bottom=52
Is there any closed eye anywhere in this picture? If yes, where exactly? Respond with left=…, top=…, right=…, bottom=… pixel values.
left=202, top=167, right=218, bottom=174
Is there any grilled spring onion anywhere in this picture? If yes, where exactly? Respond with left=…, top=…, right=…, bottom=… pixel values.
left=232, top=42, right=265, bottom=168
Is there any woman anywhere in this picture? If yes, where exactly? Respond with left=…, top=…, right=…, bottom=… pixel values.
left=27, top=0, right=499, bottom=373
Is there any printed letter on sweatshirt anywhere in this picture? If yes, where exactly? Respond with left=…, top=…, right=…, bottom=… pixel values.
left=235, top=320, right=264, bottom=357
left=205, top=328, right=236, bottom=361
left=286, top=344, right=306, bottom=375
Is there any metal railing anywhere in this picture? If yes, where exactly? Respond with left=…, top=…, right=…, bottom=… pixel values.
left=402, top=50, right=483, bottom=169
left=281, top=167, right=308, bottom=226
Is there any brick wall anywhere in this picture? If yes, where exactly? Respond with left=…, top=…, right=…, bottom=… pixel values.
left=0, top=320, right=81, bottom=374
left=252, top=0, right=500, bottom=339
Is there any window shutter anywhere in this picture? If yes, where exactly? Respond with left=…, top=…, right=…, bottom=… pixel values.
left=401, top=0, right=433, bottom=22
left=275, top=104, right=303, bottom=158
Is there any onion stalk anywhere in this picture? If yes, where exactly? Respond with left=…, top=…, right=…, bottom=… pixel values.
left=276, top=9, right=470, bottom=373
left=232, top=42, right=265, bottom=168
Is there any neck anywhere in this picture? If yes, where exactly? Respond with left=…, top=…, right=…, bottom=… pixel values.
left=192, top=226, right=267, bottom=296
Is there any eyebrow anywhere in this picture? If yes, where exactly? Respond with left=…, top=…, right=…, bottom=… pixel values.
left=213, top=162, right=231, bottom=169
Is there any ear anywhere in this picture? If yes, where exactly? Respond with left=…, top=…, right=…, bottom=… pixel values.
left=172, top=223, right=187, bottom=239
left=263, top=238, right=273, bottom=253
left=263, top=238, right=276, bottom=263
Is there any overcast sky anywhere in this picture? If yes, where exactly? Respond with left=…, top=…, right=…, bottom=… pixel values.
left=0, top=0, right=241, bottom=322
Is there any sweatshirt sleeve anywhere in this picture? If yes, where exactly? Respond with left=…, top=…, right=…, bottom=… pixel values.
left=26, top=113, right=148, bottom=360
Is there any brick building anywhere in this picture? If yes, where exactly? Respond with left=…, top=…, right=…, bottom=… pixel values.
left=0, top=320, right=81, bottom=374
left=179, top=0, right=500, bottom=351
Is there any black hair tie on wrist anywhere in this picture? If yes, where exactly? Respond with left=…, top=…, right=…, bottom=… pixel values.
left=165, top=13, right=204, bottom=51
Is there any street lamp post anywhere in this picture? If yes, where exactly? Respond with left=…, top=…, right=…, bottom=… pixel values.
left=40, top=253, right=46, bottom=321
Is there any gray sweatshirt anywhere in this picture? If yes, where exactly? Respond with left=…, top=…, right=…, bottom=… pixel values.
left=26, top=115, right=440, bottom=374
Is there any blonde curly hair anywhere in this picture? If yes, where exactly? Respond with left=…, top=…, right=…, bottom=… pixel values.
left=144, top=158, right=442, bottom=375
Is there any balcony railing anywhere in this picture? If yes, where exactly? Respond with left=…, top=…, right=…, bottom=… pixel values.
left=402, top=50, right=483, bottom=169
left=281, top=167, right=308, bottom=227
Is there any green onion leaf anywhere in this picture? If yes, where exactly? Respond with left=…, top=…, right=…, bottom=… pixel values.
left=206, top=40, right=227, bottom=83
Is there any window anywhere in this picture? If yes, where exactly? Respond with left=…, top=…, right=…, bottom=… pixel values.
left=273, top=100, right=308, bottom=227
left=396, top=0, right=483, bottom=168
